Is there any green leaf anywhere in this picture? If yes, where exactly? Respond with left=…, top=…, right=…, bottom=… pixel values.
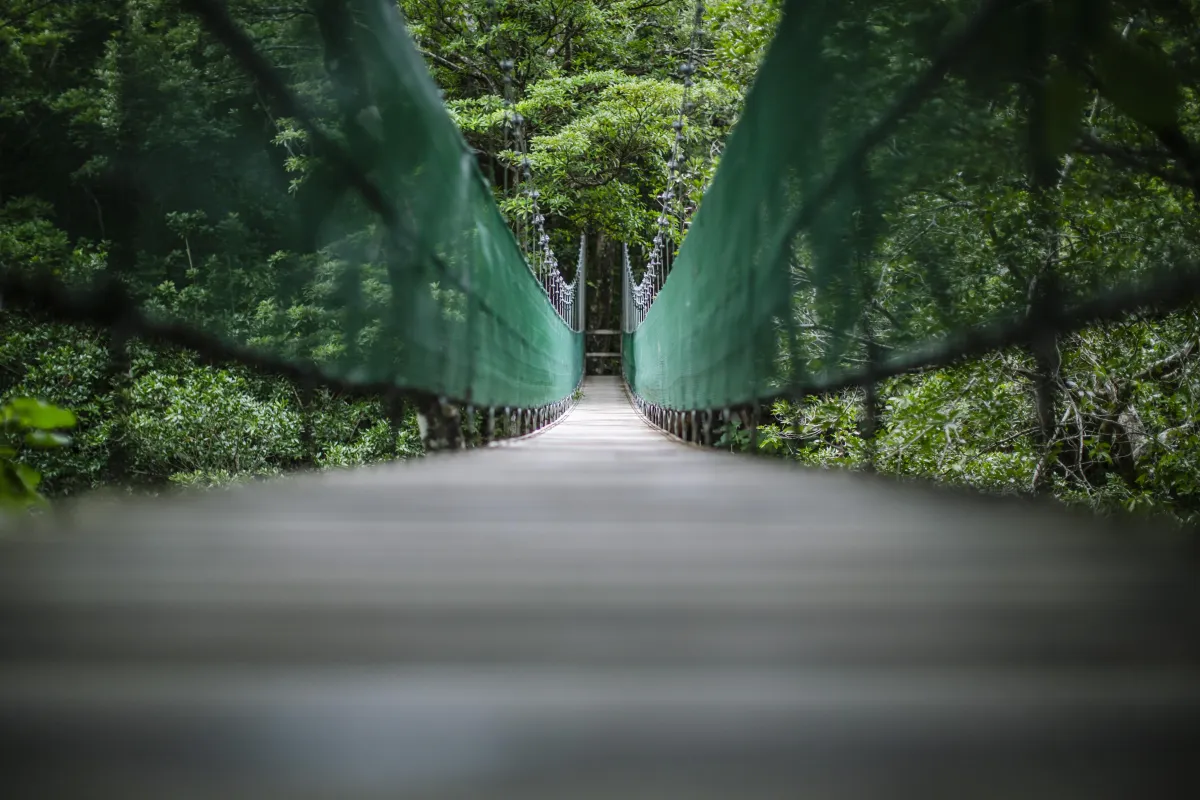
left=15, top=464, right=42, bottom=492
left=0, top=462, right=45, bottom=510
left=5, top=398, right=77, bottom=430
left=24, top=430, right=71, bottom=449
left=1094, top=33, right=1181, bottom=128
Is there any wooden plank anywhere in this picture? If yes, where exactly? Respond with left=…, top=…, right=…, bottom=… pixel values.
left=0, top=376, right=1198, bottom=797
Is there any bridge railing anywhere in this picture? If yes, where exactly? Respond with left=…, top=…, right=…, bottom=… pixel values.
left=0, top=0, right=583, bottom=444
left=623, top=0, right=1200, bottom=451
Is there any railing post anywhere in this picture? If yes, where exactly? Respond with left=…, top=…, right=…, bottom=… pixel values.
left=104, top=325, right=133, bottom=484
left=417, top=395, right=463, bottom=452
left=385, top=388, right=407, bottom=457
left=862, top=341, right=880, bottom=474
left=1029, top=278, right=1062, bottom=494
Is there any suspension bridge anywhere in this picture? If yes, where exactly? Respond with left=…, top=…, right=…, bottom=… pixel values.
left=3, top=0, right=1200, bottom=795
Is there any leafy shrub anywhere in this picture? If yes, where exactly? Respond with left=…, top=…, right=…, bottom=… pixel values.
left=0, top=321, right=114, bottom=494
left=127, top=367, right=303, bottom=482
left=167, top=467, right=283, bottom=490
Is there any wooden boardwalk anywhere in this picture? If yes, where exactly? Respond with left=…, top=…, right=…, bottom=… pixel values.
left=2, top=375, right=1200, bottom=797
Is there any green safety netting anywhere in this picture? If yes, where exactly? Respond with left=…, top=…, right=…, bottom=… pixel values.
left=624, top=0, right=1200, bottom=411
left=117, top=0, right=581, bottom=409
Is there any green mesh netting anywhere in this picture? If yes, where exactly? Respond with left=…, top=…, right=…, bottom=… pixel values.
left=625, top=0, right=918, bottom=410
left=122, top=0, right=581, bottom=409
left=624, top=0, right=1200, bottom=410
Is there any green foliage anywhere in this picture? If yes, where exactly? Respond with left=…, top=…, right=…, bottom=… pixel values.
left=0, top=312, right=421, bottom=495
left=0, top=319, right=114, bottom=494
left=0, top=396, right=76, bottom=511
left=705, top=0, right=782, bottom=100
left=758, top=322, right=1200, bottom=526
left=716, top=416, right=752, bottom=452
left=167, top=468, right=278, bottom=490
left=410, top=0, right=744, bottom=261
left=0, top=199, right=107, bottom=284
left=126, top=368, right=303, bottom=479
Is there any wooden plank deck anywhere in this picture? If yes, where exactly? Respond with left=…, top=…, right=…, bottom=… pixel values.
left=1, top=375, right=1199, bottom=797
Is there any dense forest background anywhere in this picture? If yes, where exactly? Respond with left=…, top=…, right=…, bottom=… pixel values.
left=2, top=0, right=1200, bottom=525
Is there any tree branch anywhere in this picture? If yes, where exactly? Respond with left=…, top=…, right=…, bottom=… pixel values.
left=1076, top=131, right=1200, bottom=199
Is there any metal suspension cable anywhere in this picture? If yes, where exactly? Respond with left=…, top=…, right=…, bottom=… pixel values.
left=625, top=0, right=706, bottom=332
left=496, top=48, right=583, bottom=331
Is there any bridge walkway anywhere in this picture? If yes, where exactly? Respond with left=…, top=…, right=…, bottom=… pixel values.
left=1, top=376, right=1199, bottom=796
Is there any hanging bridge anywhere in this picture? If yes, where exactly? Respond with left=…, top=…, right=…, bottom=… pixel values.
left=3, top=0, right=1200, bottom=795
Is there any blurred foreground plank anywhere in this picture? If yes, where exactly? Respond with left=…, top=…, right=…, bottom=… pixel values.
left=1, top=377, right=1199, bottom=798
